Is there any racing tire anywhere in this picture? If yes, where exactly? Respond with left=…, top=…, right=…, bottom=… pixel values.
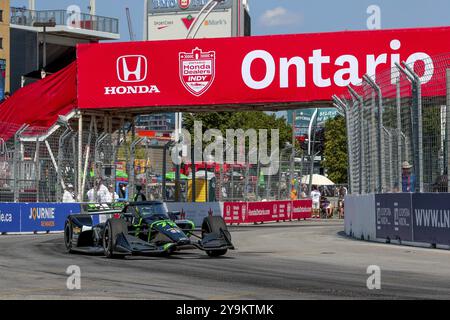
left=202, top=216, right=230, bottom=257
left=103, top=218, right=128, bottom=259
left=206, top=249, right=227, bottom=257
left=201, top=216, right=230, bottom=240
left=64, top=220, right=73, bottom=253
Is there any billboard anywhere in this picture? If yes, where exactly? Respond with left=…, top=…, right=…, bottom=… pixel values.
left=148, top=10, right=233, bottom=40
left=288, top=108, right=338, bottom=137
left=375, top=193, right=413, bottom=241
left=412, top=193, right=450, bottom=245
left=149, top=0, right=233, bottom=14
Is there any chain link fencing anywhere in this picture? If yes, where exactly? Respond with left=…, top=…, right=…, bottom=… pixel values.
left=335, top=53, right=450, bottom=194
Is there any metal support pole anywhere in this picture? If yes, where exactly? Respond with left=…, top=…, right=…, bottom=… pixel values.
left=446, top=69, right=450, bottom=192
left=334, top=96, right=353, bottom=194
left=191, top=144, right=196, bottom=202
left=348, top=86, right=364, bottom=194
left=162, top=143, right=168, bottom=201
left=396, top=79, right=403, bottom=191
left=43, top=26, right=47, bottom=70
left=364, top=75, right=384, bottom=193
left=290, top=111, right=296, bottom=196
left=35, top=138, right=40, bottom=202
left=77, top=113, right=83, bottom=201
left=403, top=62, right=423, bottom=193
left=396, top=62, right=423, bottom=192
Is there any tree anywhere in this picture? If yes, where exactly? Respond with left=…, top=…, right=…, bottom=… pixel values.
left=322, top=115, right=348, bottom=184
left=183, top=111, right=293, bottom=150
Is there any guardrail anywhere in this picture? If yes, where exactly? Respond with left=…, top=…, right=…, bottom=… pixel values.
left=10, top=7, right=119, bottom=34
left=0, top=200, right=314, bottom=234
left=345, top=193, right=450, bottom=249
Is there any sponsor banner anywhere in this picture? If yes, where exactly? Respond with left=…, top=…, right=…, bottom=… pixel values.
left=77, top=27, right=450, bottom=110
left=223, top=202, right=247, bottom=224
left=246, top=201, right=280, bottom=223
left=375, top=193, right=413, bottom=241
left=148, top=0, right=233, bottom=13
left=148, top=10, right=233, bottom=41
left=21, top=203, right=82, bottom=233
left=412, top=193, right=450, bottom=245
left=292, top=199, right=313, bottom=220
left=272, top=200, right=291, bottom=221
left=0, top=203, right=21, bottom=233
left=166, top=202, right=223, bottom=227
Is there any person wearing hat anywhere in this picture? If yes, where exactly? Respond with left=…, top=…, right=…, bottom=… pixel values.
left=63, top=183, right=76, bottom=203
left=401, top=161, right=416, bottom=192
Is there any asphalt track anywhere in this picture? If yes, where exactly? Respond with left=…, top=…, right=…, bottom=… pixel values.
left=1, top=220, right=450, bottom=299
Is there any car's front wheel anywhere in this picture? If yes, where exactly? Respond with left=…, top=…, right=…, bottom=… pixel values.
left=64, top=220, right=73, bottom=253
left=103, top=219, right=127, bottom=259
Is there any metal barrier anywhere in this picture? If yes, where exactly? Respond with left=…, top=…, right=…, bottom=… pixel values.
left=334, top=53, right=450, bottom=194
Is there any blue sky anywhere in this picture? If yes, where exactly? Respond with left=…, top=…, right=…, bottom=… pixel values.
left=10, top=0, right=450, bottom=41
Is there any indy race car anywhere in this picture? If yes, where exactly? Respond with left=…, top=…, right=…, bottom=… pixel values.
left=64, top=201, right=234, bottom=258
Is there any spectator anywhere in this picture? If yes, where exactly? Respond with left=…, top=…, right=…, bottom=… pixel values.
left=310, top=185, right=321, bottom=218
left=290, top=188, right=298, bottom=200
left=62, top=184, right=76, bottom=203
left=401, top=161, right=416, bottom=192
left=97, top=179, right=110, bottom=203
left=134, top=184, right=147, bottom=202
left=104, top=184, right=119, bottom=203
left=87, top=184, right=96, bottom=202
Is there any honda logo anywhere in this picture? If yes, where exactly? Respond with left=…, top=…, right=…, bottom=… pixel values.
left=116, top=55, right=147, bottom=83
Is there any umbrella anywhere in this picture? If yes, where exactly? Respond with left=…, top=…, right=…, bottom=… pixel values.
left=300, top=174, right=335, bottom=186
left=165, top=172, right=189, bottom=180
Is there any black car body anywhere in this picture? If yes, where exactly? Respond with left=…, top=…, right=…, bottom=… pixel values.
left=64, top=201, right=234, bottom=258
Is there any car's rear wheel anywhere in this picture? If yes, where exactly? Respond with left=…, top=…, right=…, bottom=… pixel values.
left=64, top=220, right=73, bottom=253
left=103, top=219, right=127, bottom=259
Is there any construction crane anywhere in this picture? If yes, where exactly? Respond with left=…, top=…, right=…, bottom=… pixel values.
left=125, top=7, right=135, bottom=41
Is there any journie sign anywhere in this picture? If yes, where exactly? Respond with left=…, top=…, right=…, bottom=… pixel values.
left=76, top=27, right=450, bottom=110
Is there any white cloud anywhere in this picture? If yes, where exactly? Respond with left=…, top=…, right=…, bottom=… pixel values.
left=259, top=6, right=302, bottom=27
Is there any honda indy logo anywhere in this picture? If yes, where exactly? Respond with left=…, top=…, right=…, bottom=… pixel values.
left=105, top=55, right=160, bottom=95
left=179, top=48, right=215, bottom=97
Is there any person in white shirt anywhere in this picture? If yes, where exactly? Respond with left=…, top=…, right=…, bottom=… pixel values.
left=310, top=185, right=321, bottom=218
left=97, top=181, right=110, bottom=203
left=104, top=184, right=119, bottom=203
left=63, top=184, right=76, bottom=203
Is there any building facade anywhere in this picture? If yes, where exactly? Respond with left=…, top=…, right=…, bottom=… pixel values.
left=0, top=0, right=10, bottom=98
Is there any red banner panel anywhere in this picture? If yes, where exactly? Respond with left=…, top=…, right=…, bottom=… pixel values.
left=272, top=200, right=292, bottom=221
left=223, top=202, right=247, bottom=224
left=76, top=27, right=450, bottom=110
left=246, top=201, right=275, bottom=223
left=292, top=200, right=313, bottom=220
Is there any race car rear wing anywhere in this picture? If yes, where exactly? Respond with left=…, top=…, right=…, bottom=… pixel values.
left=80, top=203, right=125, bottom=216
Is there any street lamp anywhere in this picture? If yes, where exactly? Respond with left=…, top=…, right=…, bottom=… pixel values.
left=33, top=21, right=56, bottom=73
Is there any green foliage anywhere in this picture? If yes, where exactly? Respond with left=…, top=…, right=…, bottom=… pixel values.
left=183, top=111, right=293, bottom=150
left=322, top=115, right=348, bottom=184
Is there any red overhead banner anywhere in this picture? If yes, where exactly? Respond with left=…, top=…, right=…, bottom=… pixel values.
left=77, top=27, right=450, bottom=110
